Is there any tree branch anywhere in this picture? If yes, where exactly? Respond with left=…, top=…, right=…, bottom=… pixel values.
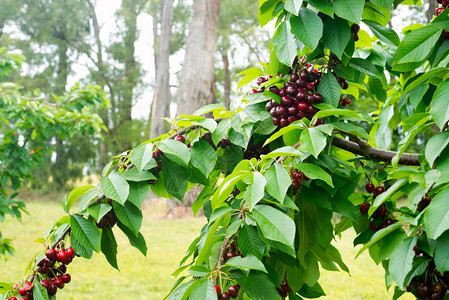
left=331, top=136, right=421, bottom=166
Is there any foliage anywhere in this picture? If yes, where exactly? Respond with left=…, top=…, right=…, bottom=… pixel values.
left=4, top=1, right=449, bottom=300
left=0, top=48, right=109, bottom=256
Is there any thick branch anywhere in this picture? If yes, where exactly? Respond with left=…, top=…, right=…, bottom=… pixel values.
left=331, top=136, right=421, bottom=166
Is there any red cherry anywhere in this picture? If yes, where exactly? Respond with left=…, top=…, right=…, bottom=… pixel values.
left=437, top=7, right=445, bottom=16
left=297, top=102, right=307, bottom=112
left=306, top=83, right=314, bottom=92
left=13, top=284, right=18, bottom=289
left=360, top=203, right=370, bottom=215
left=369, top=221, right=377, bottom=231
left=48, top=283, right=57, bottom=296
left=365, top=183, right=375, bottom=193
left=46, top=249, right=57, bottom=261
left=62, top=274, right=71, bottom=284
left=375, top=186, right=385, bottom=196
left=19, top=287, right=26, bottom=296
left=221, top=292, right=231, bottom=300
left=280, top=118, right=288, bottom=128
left=41, top=280, right=51, bottom=290
left=314, top=118, right=323, bottom=126
left=287, top=116, right=297, bottom=124
left=273, top=117, right=280, bottom=126
left=228, top=285, right=239, bottom=298
left=225, top=252, right=236, bottom=260
left=292, top=179, right=302, bottom=190
left=174, top=135, right=185, bottom=143
left=214, top=285, right=221, bottom=296
left=66, top=247, right=75, bottom=258
left=55, top=278, right=64, bottom=289
left=64, top=255, right=73, bottom=265
left=281, top=96, right=292, bottom=106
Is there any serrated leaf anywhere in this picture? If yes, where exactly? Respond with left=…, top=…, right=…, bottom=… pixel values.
left=253, top=205, right=296, bottom=248
left=71, top=235, right=93, bottom=259
left=290, top=8, right=323, bottom=49
left=425, top=131, right=449, bottom=167
left=264, top=164, right=290, bottom=203
left=300, top=128, right=327, bottom=158
left=234, top=272, right=282, bottom=300
left=322, top=17, right=351, bottom=58
left=317, top=73, right=342, bottom=107
left=238, top=225, right=266, bottom=260
left=330, top=122, right=371, bottom=141
left=190, top=139, right=217, bottom=178
left=284, top=0, right=302, bottom=15
left=245, top=172, right=267, bottom=211
left=158, top=139, right=191, bottom=166
left=101, top=172, right=130, bottom=205
left=349, top=58, right=381, bottom=79
left=66, top=185, right=95, bottom=213
left=363, top=19, right=400, bottom=46
left=87, top=203, right=112, bottom=222
left=101, top=226, right=119, bottom=270
left=261, top=146, right=304, bottom=160
left=272, top=21, right=297, bottom=65
left=226, top=255, right=267, bottom=274
left=120, top=169, right=156, bottom=182
left=130, top=142, right=154, bottom=171
left=388, top=236, right=417, bottom=290
left=333, top=0, right=364, bottom=23
left=112, top=201, right=142, bottom=237
left=117, top=221, right=147, bottom=256
left=424, top=187, right=449, bottom=239
left=189, top=280, right=217, bottom=300
left=295, top=163, right=334, bottom=187
left=430, top=79, right=449, bottom=129
left=162, top=158, right=188, bottom=201
left=70, top=214, right=100, bottom=251
left=33, top=281, right=49, bottom=300
left=434, top=231, right=449, bottom=273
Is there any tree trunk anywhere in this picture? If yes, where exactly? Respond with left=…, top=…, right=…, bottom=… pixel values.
left=174, top=0, right=221, bottom=208
left=222, top=48, right=230, bottom=109
left=427, top=0, right=437, bottom=24
left=150, top=0, right=173, bottom=139
left=152, top=1, right=160, bottom=80
left=176, top=0, right=221, bottom=116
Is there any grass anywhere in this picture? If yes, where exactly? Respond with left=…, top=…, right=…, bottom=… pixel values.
left=0, top=200, right=413, bottom=299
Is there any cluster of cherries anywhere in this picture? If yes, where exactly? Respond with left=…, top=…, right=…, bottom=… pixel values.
left=260, top=60, right=325, bottom=128
left=276, top=280, right=292, bottom=298
left=224, top=240, right=243, bottom=261
left=436, top=0, right=449, bottom=39
left=351, top=24, right=360, bottom=41
left=214, top=284, right=240, bottom=300
left=406, top=248, right=449, bottom=299
left=9, top=247, right=75, bottom=299
left=360, top=183, right=397, bottom=231
left=290, top=169, right=309, bottom=194
left=417, top=194, right=433, bottom=212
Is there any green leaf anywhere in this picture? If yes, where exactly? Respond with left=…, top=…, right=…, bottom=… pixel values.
left=295, top=163, right=334, bottom=187
left=258, top=0, right=281, bottom=28
left=238, top=225, right=266, bottom=260
left=101, top=226, right=119, bottom=270
left=434, top=231, right=449, bottom=273
left=349, top=58, right=381, bottom=79
left=307, top=0, right=334, bottom=16
left=33, top=281, right=49, bottom=300
left=363, top=19, right=400, bottom=46
left=87, top=203, right=112, bottom=222
left=403, top=68, right=449, bottom=94
left=130, top=142, right=154, bottom=171
left=70, top=214, right=100, bottom=251
left=253, top=205, right=296, bottom=248
left=330, top=122, right=371, bottom=141
left=261, top=146, right=304, bottom=160
left=317, top=73, right=342, bottom=107
left=234, top=272, right=282, bottom=300
left=120, top=169, right=156, bottom=182
left=322, top=17, right=351, bottom=58
left=372, top=179, right=407, bottom=208
left=430, top=79, right=449, bottom=129
left=245, top=172, right=267, bottom=211
left=163, top=158, right=188, bottom=201
left=237, top=68, right=265, bottom=91
left=127, top=181, right=150, bottom=208
left=430, top=7, right=449, bottom=29
left=71, top=234, right=93, bottom=259
left=425, top=131, right=449, bottom=167
left=112, top=201, right=142, bottom=237
left=290, top=8, right=323, bottom=49
left=117, top=221, right=147, bottom=256
left=315, top=108, right=362, bottom=120
left=284, top=0, right=302, bottom=15
left=189, top=280, right=217, bottom=300
left=66, top=185, right=95, bottom=213
left=300, top=128, right=327, bottom=158
left=158, top=139, right=191, bottom=167
left=190, top=139, right=217, bottom=178
left=196, top=217, right=224, bottom=265
left=78, top=188, right=101, bottom=211
left=101, top=172, right=130, bottom=205
left=424, top=187, right=449, bottom=239
left=264, top=164, right=291, bottom=203
left=388, top=236, right=417, bottom=290
left=333, top=0, right=364, bottom=23
left=393, top=25, right=441, bottom=65
left=226, top=255, right=267, bottom=274
left=355, top=223, right=403, bottom=257
left=272, top=21, right=297, bottom=65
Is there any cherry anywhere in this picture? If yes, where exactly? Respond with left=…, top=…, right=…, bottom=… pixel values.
left=64, top=254, right=73, bottom=265
left=174, top=135, right=185, bottom=143
left=379, top=206, right=388, bottom=218
left=314, top=118, right=323, bottom=126
left=273, top=117, right=280, bottom=126
left=46, top=249, right=57, bottom=261
left=285, top=85, right=297, bottom=95
left=291, top=73, right=299, bottom=82
left=360, top=203, right=370, bottom=215
left=275, top=105, right=286, bottom=116
left=225, top=252, right=236, bottom=260
left=369, top=221, right=377, bottom=231
left=430, top=292, right=442, bottom=300
left=313, top=93, right=323, bottom=103
left=25, top=292, right=33, bottom=300
left=62, top=274, right=71, bottom=284
left=256, top=76, right=267, bottom=86
left=341, top=80, right=349, bottom=89
left=287, top=106, right=297, bottom=115
left=268, top=86, right=280, bottom=94
left=418, top=283, right=430, bottom=297
left=228, top=285, right=239, bottom=298
left=270, top=107, right=278, bottom=117
left=57, top=264, right=67, bottom=274
left=280, top=118, right=288, bottom=128
left=306, top=94, right=315, bottom=104
left=292, top=179, right=302, bottom=190
left=265, top=101, right=273, bottom=112
left=296, top=89, right=307, bottom=102
left=8, top=297, right=17, bottom=300
left=249, top=88, right=257, bottom=94
left=296, top=111, right=306, bottom=119
left=281, top=281, right=292, bottom=293
left=351, top=24, right=360, bottom=34
left=300, top=69, right=308, bottom=80
left=437, top=7, right=445, bottom=16
left=13, top=284, right=18, bottom=289
left=281, top=96, right=292, bottom=106
left=308, top=72, right=318, bottom=82
left=374, top=186, right=385, bottom=196
left=214, top=285, right=221, bottom=296
left=296, top=79, right=306, bottom=88
left=55, top=278, right=64, bottom=289
left=38, top=265, right=49, bottom=274
left=306, top=105, right=316, bottom=115
left=48, top=283, right=57, bottom=296
left=279, top=88, right=287, bottom=97
left=220, top=292, right=230, bottom=300
left=365, top=183, right=375, bottom=193
left=306, top=83, right=314, bottom=92
left=57, top=250, right=67, bottom=263
left=152, top=149, right=162, bottom=161
left=443, top=30, right=449, bottom=39
left=287, top=116, right=297, bottom=124
left=433, top=283, right=442, bottom=294
left=19, top=287, right=26, bottom=296
left=353, top=34, right=359, bottom=42
left=385, top=218, right=394, bottom=226
left=41, top=280, right=51, bottom=290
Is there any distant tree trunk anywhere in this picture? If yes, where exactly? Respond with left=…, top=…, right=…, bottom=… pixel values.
left=427, top=0, right=436, bottom=24
left=152, top=1, right=159, bottom=80
left=222, top=48, right=230, bottom=109
left=150, top=0, right=173, bottom=139
left=174, top=0, right=221, bottom=208
left=176, top=0, right=221, bottom=115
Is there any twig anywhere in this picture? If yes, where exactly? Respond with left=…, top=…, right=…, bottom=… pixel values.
left=168, top=118, right=225, bottom=139
left=275, top=141, right=301, bottom=164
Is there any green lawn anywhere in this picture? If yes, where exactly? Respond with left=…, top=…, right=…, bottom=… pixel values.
left=0, top=201, right=412, bottom=299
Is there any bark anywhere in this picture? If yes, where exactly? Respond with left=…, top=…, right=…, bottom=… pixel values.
left=176, top=0, right=221, bottom=115
left=427, top=0, right=437, bottom=24
left=222, top=48, right=230, bottom=109
left=152, top=2, right=159, bottom=80
left=55, top=42, right=69, bottom=95
left=150, top=0, right=173, bottom=139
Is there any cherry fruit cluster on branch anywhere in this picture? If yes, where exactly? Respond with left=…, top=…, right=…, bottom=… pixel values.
left=360, top=183, right=397, bottom=231
left=290, top=168, right=309, bottom=194
left=275, top=279, right=292, bottom=298
left=214, top=284, right=240, bottom=299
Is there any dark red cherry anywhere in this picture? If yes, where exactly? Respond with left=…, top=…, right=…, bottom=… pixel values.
left=297, top=102, right=307, bottom=112
left=280, top=118, right=289, bottom=128
left=365, top=183, right=375, bottom=193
